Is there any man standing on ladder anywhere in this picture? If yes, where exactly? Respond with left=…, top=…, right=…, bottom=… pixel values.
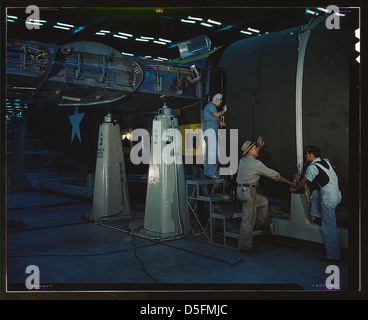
left=203, top=93, right=227, bottom=179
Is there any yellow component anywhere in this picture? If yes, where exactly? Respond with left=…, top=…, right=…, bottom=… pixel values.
left=121, top=128, right=133, bottom=154
left=179, top=123, right=204, bottom=156
left=95, top=95, right=101, bottom=100
left=55, top=89, right=61, bottom=94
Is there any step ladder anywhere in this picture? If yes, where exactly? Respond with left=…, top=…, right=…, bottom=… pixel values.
left=186, top=177, right=234, bottom=242
left=210, top=211, right=267, bottom=246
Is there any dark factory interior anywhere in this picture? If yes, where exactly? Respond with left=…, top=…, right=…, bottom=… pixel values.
left=2, top=3, right=363, bottom=299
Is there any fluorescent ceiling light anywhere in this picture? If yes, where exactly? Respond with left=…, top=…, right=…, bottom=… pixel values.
left=56, top=22, right=75, bottom=28
left=159, top=38, right=172, bottom=43
left=317, top=7, right=330, bottom=13
left=144, top=56, right=152, bottom=58
left=200, top=22, right=213, bottom=27
left=26, top=21, right=43, bottom=26
left=153, top=40, right=166, bottom=45
left=335, top=12, right=345, bottom=16
left=207, top=19, right=221, bottom=25
left=240, top=30, right=252, bottom=35
left=95, top=32, right=106, bottom=35
left=306, top=9, right=318, bottom=15
left=53, top=25, right=69, bottom=31
left=7, top=15, right=18, bottom=19
left=99, top=30, right=110, bottom=33
left=247, top=27, right=260, bottom=33
left=113, top=34, right=128, bottom=39
left=118, top=32, right=133, bottom=37
left=140, top=36, right=154, bottom=40
left=31, top=19, right=47, bottom=23
left=122, top=52, right=134, bottom=56
left=7, top=19, right=15, bottom=22
left=157, top=57, right=168, bottom=60
left=181, top=19, right=196, bottom=24
left=188, top=16, right=202, bottom=21
left=135, top=38, right=149, bottom=42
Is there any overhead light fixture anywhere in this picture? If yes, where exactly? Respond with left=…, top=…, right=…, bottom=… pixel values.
left=56, top=22, right=75, bottom=28
left=317, top=7, right=330, bottom=13
left=153, top=40, right=166, bottom=45
left=99, top=30, right=110, bottom=33
left=335, top=12, right=345, bottom=16
left=247, top=27, right=260, bottom=33
left=140, top=36, right=154, bottom=40
left=7, top=15, right=18, bottom=19
left=7, top=19, right=15, bottom=22
left=26, top=21, right=43, bottom=26
left=240, top=30, right=252, bottom=35
left=113, top=34, right=128, bottom=39
left=95, top=32, right=106, bottom=35
left=118, top=32, right=133, bottom=37
left=144, top=56, right=152, bottom=59
left=31, top=19, right=47, bottom=23
left=188, top=16, right=203, bottom=21
left=200, top=22, right=213, bottom=27
left=305, top=9, right=319, bottom=15
left=159, top=38, right=172, bottom=43
left=207, top=19, right=221, bottom=25
left=181, top=19, right=196, bottom=24
left=122, top=52, right=134, bottom=56
left=157, top=57, right=168, bottom=60
left=54, top=25, right=70, bottom=30
left=135, top=38, right=149, bottom=42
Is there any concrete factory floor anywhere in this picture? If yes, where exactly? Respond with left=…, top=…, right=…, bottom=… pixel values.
left=5, top=172, right=351, bottom=298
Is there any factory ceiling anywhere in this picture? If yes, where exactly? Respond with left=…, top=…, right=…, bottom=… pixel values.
left=5, top=6, right=344, bottom=61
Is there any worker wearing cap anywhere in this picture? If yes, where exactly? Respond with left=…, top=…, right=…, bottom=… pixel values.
left=236, top=137, right=294, bottom=253
left=203, top=93, right=227, bottom=179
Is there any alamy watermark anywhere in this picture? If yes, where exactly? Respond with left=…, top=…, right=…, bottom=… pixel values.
left=130, top=128, right=238, bottom=176
left=325, top=265, right=340, bottom=290
left=25, top=5, right=41, bottom=29
left=325, top=5, right=343, bottom=30
left=25, top=265, right=40, bottom=289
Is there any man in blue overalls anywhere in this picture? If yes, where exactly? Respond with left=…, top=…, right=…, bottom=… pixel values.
left=203, top=93, right=227, bottom=179
left=290, top=146, right=342, bottom=262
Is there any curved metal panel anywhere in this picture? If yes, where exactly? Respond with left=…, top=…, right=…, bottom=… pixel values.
left=219, top=17, right=349, bottom=207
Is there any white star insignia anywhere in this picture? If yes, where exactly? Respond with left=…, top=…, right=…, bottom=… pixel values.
left=68, top=107, right=85, bottom=143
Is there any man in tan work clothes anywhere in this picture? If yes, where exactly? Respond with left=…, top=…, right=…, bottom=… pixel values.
left=236, top=137, right=294, bottom=253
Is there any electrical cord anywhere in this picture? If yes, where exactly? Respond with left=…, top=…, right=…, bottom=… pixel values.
left=7, top=221, right=91, bottom=233
left=122, top=214, right=158, bottom=283
left=97, top=208, right=159, bottom=284
left=129, top=227, right=158, bottom=284
left=7, top=242, right=159, bottom=258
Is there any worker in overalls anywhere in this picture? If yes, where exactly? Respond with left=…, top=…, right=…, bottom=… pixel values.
left=203, top=93, right=227, bottom=179
left=291, top=146, right=342, bottom=262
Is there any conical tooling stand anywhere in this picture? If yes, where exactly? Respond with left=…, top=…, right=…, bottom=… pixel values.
left=91, top=113, right=131, bottom=221
left=141, top=101, right=191, bottom=239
